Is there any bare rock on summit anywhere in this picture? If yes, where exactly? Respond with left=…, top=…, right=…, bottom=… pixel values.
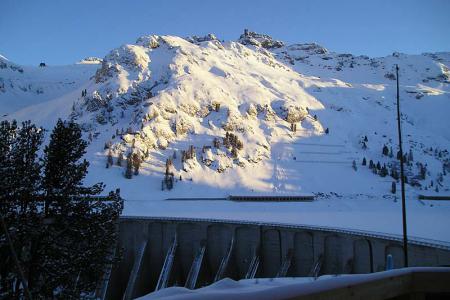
left=238, top=29, right=284, bottom=49
left=136, top=35, right=160, bottom=49
left=186, top=33, right=218, bottom=44
left=95, top=45, right=150, bottom=83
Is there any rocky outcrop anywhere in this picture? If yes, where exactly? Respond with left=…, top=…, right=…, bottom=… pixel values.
left=186, top=33, right=218, bottom=44
left=238, top=29, right=284, bottom=49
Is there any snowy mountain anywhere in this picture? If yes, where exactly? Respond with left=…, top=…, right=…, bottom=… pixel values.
left=1, top=31, right=450, bottom=240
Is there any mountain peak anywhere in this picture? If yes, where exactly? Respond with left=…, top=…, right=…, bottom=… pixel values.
left=238, top=29, right=284, bottom=49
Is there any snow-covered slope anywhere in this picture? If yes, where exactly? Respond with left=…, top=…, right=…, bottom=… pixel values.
left=1, top=31, right=450, bottom=241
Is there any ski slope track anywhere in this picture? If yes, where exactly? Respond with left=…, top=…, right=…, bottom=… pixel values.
left=1, top=31, right=449, bottom=241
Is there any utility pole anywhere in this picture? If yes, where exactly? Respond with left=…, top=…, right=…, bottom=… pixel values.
left=396, top=64, right=409, bottom=267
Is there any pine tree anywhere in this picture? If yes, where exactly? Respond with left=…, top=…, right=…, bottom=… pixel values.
left=362, top=157, right=367, bottom=166
left=10, top=121, right=44, bottom=212
left=420, top=164, right=427, bottom=180
left=117, top=152, right=123, bottom=166
left=380, top=164, right=388, bottom=177
left=408, top=149, right=413, bottom=161
left=1, top=119, right=123, bottom=298
left=125, top=153, right=133, bottom=179
left=390, top=167, right=399, bottom=180
left=391, top=181, right=396, bottom=194
left=41, top=119, right=122, bottom=297
left=325, top=128, right=329, bottom=134
left=364, top=135, right=368, bottom=142
left=352, top=160, right=357, bottom=171
left=132, top=153, right=141, bottom=175
left=107, top=149, right=113, bottom=167
left=0, top=121, right=44, bottom=298
left=382, top=145, right=389, bottom=156
left=43, top=119, right=91, bottom=214
left=376, top=161, right=381, bottom=170
left=369, top=159, right=374, bottom=169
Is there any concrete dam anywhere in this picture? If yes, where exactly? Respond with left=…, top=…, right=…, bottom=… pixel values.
left=99, top=217, right=450, bottom=300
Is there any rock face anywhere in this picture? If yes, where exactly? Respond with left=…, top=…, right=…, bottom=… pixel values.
left=286, top=43, right=328, bottom=55
left=0, top=55, right=24, bottom=74
left=135, top=35, right=160, bottom=49
left=186, top=33, right=218, bottom=44
left=77, top=57, right=103, bottom=64
left=238, top=29, right=284, bottom=49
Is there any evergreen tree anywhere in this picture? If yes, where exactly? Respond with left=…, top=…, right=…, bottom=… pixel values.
left=408, top=149, right=413, bottom=161
left=117, top=152, right=123, bottom=166
left=420, top=164, right=427, bottom=180
left=352, top=160, right=357, bottom=171
left=376, top=161, right=381, bottom=170
left=364, top=135, right=368, bottom=142
left=325, top=128, right=329, bottom=134
left=380, top=164, right=388, bottom=177
left=369, top=159, right=374, bottom=169
left=43, top=119, right=91, bottom=214
left=2, top=119, right=123, bottom=298
left=0, top=121, right=43, bottom=298
left=0, top=121, right=16, bottom=210
left=391, top=181, right=396, bottom=194
left=382, top=145, right=389, bottom=156
left=389, top=146, right=394, bottom=158
left=362, top=157, right=367, bottom=166
left=125, top=153, right=133, bottom=179
left=40, top=119, right=122, bottom=297
left=107, top=149, right=113, bottom=167
left=132, top=153, right=141, bottom=175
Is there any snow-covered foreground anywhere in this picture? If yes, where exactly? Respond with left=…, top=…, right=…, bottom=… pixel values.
left=1, top=31, right=449, bottom=242
left=137, top=268, right=450, bottom=300
left=137, top=277, right=328, bottom=300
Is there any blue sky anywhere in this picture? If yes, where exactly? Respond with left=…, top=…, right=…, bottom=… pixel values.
left=1, top=0, right=449, bottom=65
